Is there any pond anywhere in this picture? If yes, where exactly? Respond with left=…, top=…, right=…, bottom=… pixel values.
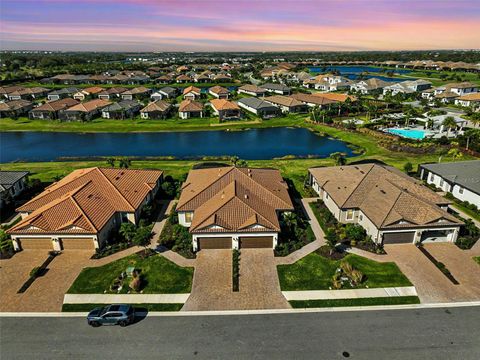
left=308, top=65, right=415, bottom=82
left=0, top=127, right=355, bottom=162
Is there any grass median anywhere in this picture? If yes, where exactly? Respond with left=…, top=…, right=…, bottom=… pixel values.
left=289, top=296, right=420, bottom=308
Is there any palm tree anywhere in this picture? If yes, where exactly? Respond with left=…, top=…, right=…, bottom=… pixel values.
left=119, top=222, right=137, bottom=242
left=447, top=148, right=463, bottom=161
left=330, top=152, right=347, bottom=166
left=118, top=157, right=131, bottom=169
left=442, top=116, right=457, bottom=136
left=106, top=157, right=116, bottom=167
left=230, top=156, right=239, bottom=167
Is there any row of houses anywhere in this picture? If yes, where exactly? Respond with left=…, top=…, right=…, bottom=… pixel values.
left=5, top=160, right=477, bottom=253
left=421, top=82, right=480, bottom=108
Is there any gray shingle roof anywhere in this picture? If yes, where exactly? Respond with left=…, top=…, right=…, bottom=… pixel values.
left=238, top=97, right=278, bottom=110
left=420, top=160, right=480, bottom=194
left=0, top=171, right=29, bottom=192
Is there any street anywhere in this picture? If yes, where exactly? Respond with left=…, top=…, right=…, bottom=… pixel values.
left=1, top=306, right=480, bottom=359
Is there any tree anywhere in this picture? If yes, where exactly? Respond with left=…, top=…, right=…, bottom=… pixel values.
left=106, top=157, right=116, bottom=167
left=119, top=222, right=136, bottom=242
left=325, top=228, right=337, bottom=254
left=0, top=230, right=13, bottom=254
left=230, top=156, right=239, bottom=166
left=330, top=152, right=346, bottom=166
left=133, top=225, right=153, bottom=250
left=447, top=148, right=463, bottom=161
left=442, top=116, right=457, bottom=136
left=118, top=157, right=131, bottom=169
left=403, top=162, right=413, bottom=174
left=236, top=159, right=248, bottom=168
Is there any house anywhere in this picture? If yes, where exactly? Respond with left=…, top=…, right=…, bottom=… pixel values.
left=351, top=78, right=390, bottom=94
left=107, top=74, right=129, bottom=84
left=454, top=93, right=480, bottom=109
left=7, top=87, right=49, bottom=101
left=156, top=75, right=173, bottom=84
left=383, top=80, right=432, bottom=96
left=0, top=171, right=29, bottom=210
left=313, top=93, right=356, bottom=103
left=156, top=86, right=178, bottom=99
left=421, top=88, right=435, bottom=100
left=120, top=87, right=150, bottom=100
left=213, top=74, right=231, bottom=83
left=238, top=84, right=266, bottom=97
left=208, top=85, right=230, bottom=99
left=0, top=86, right=25, bottom=99
left=126, top=76, right=150, bottom=85
left=309, top=164, right=462, bottom=244
left=0, top=100, right=34, bottom=118
left=140, top=100, right=172, bottom=119
left=210, top=99, right=241, bottom=121
left=435, top=91, right=459, bottom=104
left=264, top=95, right=308, bottom=113
left=176, top=75, right=191, bottom=83
left=47, top=87, right=79, bottom=101
left=260, top=83, right=291, bottom=95
left=443, top=82, right=478, bottom=96
left=303, top=74, right=352, bottom=91
left=176, top=166, right=294, bottom=251
left=419, top=160, right=480, bottom=207
left=290, top=93, right=337, bottom=108
left=29, top=98, right=79, bottom=120
left=101, top=100, right=142, bottom=119
left=183, top=86, right=202, bottom=100
left=237, top=97, right=280, bottom=118
left=195, top=74, right=211, bottom=83
left=7, top=167, right=163, bottom=251
left=59, top=99, right=112, bottom=121
left=97, top=87, right=128, bottom=100
left=178, top=100, right=204, bottom=119
left=73, top=87, right=104, bottom=101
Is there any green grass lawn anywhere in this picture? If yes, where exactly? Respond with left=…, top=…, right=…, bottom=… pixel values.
left=451, top=203, right=480, bottom=222
left=277, top=252, right=412, bottom=291
left=474, top=257, right=480, bottom=265
left=289, top=296, right=420, bottom=308
left=62, top=303, right=183, bottom=312
left=67, top=253, right=193, bottom=294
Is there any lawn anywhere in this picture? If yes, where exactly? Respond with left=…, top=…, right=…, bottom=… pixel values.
left=62, top=303, right=184, bottom=312
left=67, top=253, right=193, bottom=294
left=474, top=257, right=480, bottom=265
left=451, top=203, right=480, bottom=222
left=289, top=296, right=420, bottom=308
left=277, top=252, right=412, bottom=291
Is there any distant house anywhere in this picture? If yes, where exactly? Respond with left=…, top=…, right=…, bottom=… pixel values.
left=383, top=80, right=431, bottom=96
left=156, top=86, right=178, bottom=99
left=435, top=91, right=459, bottom=104
left=106, top=74, right=129, bottom=84
left=208, top=85, right=230, bottom=99
left=0, top=100, right=33, bottom=118
left=47, top=87, right=79, bottom=101
left=97, top=87, right=128, bottom=100
left=156, top=75, right=173, bottom=84
left=29, top=98, right=79, bottom=120
left=195, top=74, right=211, bottom=83
left=238, top=84, right=266, bottom=97
left=260, top=83, right=291, bottom=95
left=178, top=100, right=204, bottom=119
left=237, top=97, right=280, bottom=118
left=183, top=86, right=202, bottom=100
left=0, top=171, right=29, bottom=210
left=264, top=95, right=308, bottom=113
left=210, top=99, right=241, bottom=121
left=101, top=100, right=142, bottom=119
left=212, top=74, right=231, bottom=83
left=120, top=87, right=150, bottom=100
left=176, top=75, right=191, bottom=83
left=140, top=100, right=172, bottom=119
left=59, top=99, right=112, bottom=121
left=290, top=93, right=337, bottom=108
left=7, top=87, right=49, bottom=101
left=73, top=87, right=104, bottom=101
left=351, top=78, right=390, bottom=94
left=0, top=86, right=26, bottom=99
left=303, top=74, right=352, bottom=91
left=443, top=82, right=478, bottom=96
left=126, top=76, right=150, bottom=85
left=419, top=160, right=480, bottom=207
left=455, top=93, right=480, bottom=109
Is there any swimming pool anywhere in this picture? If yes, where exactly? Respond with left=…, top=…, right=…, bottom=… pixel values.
left=387, top=128, right=426, bottom=140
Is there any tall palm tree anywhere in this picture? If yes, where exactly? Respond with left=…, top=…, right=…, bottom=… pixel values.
left=442, top=116, right=457, bottom=136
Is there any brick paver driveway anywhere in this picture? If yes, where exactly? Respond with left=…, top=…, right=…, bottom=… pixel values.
left=182, top=249, right=289, bottom=311
left=0, top=250, right=92, bottom=312
left=384, top=244, right=480, bottom=303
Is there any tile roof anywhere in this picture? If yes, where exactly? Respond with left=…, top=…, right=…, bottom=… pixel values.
left=103, top=100, right=141, bottom=112
left=10, top=168, right=163, bottom=235
left=98, top=87, right=128, bottom=96
left=309, top=164, right=461, bottom=230
left=210, top=99, right=240, bottom=111
left=264, top=95, right=304, bottom=108
left=141, top=100, right=172, bottom=113
left=456, top=93, right=480, bottom=101
left=312, top=93, right=356, bottom=102
left=209, top=85, right=229, bottom=95
left=238, top=97, right=279, bottom=110
left=64, top=99, right=112, bottom=112
left=177, top=167, right=293, bottom=233
left=31, top=98, right=79, bottom=112
left=420, top=160, right=480, bottom=194
left=179, top=99, right=203, bottom=112
left=0, top=100, right=32, bottom=111
left=238, top=84, right=266, bottom=93
left=291, top=93, right=337, bottom=106
left=260, top=83, right=291, bottom=92
left=183, top=86, right=201, bottom=95
left=0, top=171, right=29, bottom=192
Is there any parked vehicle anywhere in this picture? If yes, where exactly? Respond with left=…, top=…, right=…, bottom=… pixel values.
left=87, top=304, right=135, bottom=327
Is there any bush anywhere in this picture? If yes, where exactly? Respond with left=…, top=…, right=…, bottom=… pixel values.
left=30, top=266, right=41, bottom=278
left=456, top=237, right=478, bottom=250
left=129, top=275, right=142, bottom=292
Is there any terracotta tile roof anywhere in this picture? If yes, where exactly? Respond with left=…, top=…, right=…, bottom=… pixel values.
left=264, top=95, right=304, bottom=108
left=456, top=93, right=480, bottom=101
left=176, top=75, right=191, bottom=81
left=238, top=84, right=266, bottom=93
left=141, top=100, right=172, bottom=113
left=32, top=98, right=79, bottom=112
left=179, top=99, right=203, bottom=112
left=209, top=85, right=229, bottom=95
left=445, top=82, right=478, bottom=90
left=210, top=99, right=240, bottom=111
left=98, top=87, right=128, bottom=96
left=309, top=164, right=461, bottom=230
left=0, top=100, right=32, bottom=111
left=82, top=86, right=104, bottom=94
left=122, top=86, right=150, bottom=95
left=177, top=167, right=293, bottom=233
left=312, top=93, right=357, bottom=102
left=64, top=99, right=112, bottom=112
left=183, top=86, right=201, bottom=95
left=291, top=93, right=337, bottom=106
left=10, top=167, right=163, bottom=236
left=0, top=86, right=25, bottom=95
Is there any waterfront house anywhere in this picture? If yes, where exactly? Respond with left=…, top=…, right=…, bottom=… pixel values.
left=183, top=86, right=202, bottom=100
left=237, top=97, right=280, bottom=118
left=0, top=100, right=33, bottom=118
left=101, top=100, right=142, bottom=119
left=238, top=84, right=266, bottom=97
left=59, top=99, right=112, bottom=121
left=208, top=85, right=230, bottom=99
left=140, top=100, right=172, bottom=119
left=210, top=99, right=241, bottom=121
left=178, top=100, right=204, bottom=119
left=264, top=95, right=308, bottom=113
left=29, top=98, right=79, bottom=120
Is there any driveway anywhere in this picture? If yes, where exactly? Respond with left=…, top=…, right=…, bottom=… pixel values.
left=0, top=250, right=92, bottom=312
left=183, top=249, right=289, bottom=311
left=384, top=244, right=480, bottom=303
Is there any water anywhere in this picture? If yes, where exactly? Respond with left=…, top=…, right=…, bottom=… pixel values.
left=308, top=66, right=415, bottom=82
left=387, top=128, right=426, bottom=140
left=0, top=127, right=355, bottom=162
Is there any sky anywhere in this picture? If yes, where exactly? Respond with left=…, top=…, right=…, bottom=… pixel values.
left=1, top=0, right=479, bottom=52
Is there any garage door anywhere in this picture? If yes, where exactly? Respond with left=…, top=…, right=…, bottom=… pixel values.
left=382, top=232, right=415, bottom=244
left=420, top=230, right=450, bottom=243
left=19, top=238, right=53, bottom=250
left=197, top=237, right=231, bottom=250
left=60, top=238, right=95, bottom=250
left=239, top=236, right=273, bottom=248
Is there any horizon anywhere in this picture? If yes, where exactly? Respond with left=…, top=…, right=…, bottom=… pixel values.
left=1, top=0, right=480, bottom=52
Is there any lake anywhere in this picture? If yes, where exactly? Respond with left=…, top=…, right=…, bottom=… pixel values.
left=0, top=127, right=355, bottom=162
left=308, top=65, right=415, bottom=82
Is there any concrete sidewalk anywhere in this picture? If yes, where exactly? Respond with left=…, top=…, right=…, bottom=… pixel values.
left=63, top=293, right=190, bottom=304
left=283, top=286, right=417, bottom=301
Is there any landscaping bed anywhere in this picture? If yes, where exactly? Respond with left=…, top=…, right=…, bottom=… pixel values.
left=62, top=303, right=183, bottom=312
left=277, top=252, right=412, bottom=291
left=158, top=209, right=195, bottom=259
left=289, top=296, right=420, bottom=308
left=67, top=252, right=193, bottom=294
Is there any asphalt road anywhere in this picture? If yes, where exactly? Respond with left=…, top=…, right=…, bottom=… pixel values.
left=1, top=306, right=480, bottom=360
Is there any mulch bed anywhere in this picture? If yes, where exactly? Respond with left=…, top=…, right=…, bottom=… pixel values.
left=316, top=245, right=347, bottom=260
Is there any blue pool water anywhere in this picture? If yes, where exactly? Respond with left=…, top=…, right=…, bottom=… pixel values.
left=387, top=128, right=426, bottom=140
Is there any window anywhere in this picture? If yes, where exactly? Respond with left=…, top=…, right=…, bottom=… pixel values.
left=429, top=174, right=434, bottom=182
left=346, top=209, right=354, bottom=220
left=359, top=214, right=363, bottom=221
left=458, top=187, right=464, bottom=194
left=185, top=212, right=193, bottom=223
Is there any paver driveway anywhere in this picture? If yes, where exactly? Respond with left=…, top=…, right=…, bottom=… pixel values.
left=0, top=250, right=92, bottom=312
left=182, top=249, right=289, bottom=311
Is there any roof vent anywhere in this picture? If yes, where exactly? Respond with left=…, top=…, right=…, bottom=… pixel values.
left=380, top=190, right=386, bottom=194
left=244, top=194, right=248, bottom=199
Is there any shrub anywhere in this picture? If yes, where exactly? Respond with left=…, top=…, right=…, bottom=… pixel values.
left=30, top=266, right=41, bottom=278
left=129, top=275, right=142, bottom=292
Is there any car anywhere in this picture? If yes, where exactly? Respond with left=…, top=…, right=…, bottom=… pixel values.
left=87, top=304, right=135, bottom=327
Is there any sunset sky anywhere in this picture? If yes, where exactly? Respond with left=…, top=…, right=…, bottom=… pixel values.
left=1, top=0, right=479, bottom=51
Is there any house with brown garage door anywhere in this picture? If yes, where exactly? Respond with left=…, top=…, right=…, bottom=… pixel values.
left=308, top=164, right=463, bottom=245
left=8, top=167, right=163, bottom=252
left=176, top=166, right=294, bottom=251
